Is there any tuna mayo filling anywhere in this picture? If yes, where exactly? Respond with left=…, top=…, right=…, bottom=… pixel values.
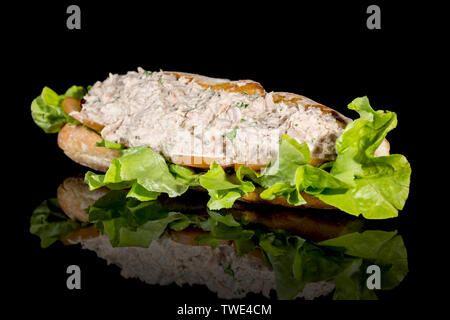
left=73, top=68, right=344, bottom=165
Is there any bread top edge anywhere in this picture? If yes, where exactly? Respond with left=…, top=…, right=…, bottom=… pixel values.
left=166, top=71, right=351, bottom=126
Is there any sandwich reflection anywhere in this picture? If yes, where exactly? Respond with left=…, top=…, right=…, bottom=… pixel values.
left=30, top=176, right=407, bottom=300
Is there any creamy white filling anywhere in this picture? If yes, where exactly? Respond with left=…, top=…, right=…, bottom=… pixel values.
left=76, top=68, right=344, bottom=164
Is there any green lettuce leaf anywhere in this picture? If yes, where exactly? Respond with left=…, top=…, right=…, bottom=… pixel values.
left=261, top=234, right=305, bottom=299
left=332, top=258, right=378, bottom=300
left=203, top=209, right=254, bottom=241
left=126, top=182, right=160, bottom=201
left=34, top=188, right=407, bottom=300
left=169, top=215, right=206, bottom=231
left=64, top=85, right=86, bottom=99
left=261, top=229, right=408, bottom=300
left=258, top=231, right=341, bottom=299
left=208, top=98, right=410, bottom=219
left=199, top=162, right=255, bottom=209
left=319, top=230, right=408, bottom=291
left=95, top=139, right=125, bottom=150
left=234, top=238, right=257, bottom=256
left=193, top=209, right=256, bottom=248
left=31, top=86, right=85, bottom=133
left=169, top=164, right=201, bottom=186
left=184, top=210, right=407, bottom=300
left=258, top=134, right=311, bottom=187
left=317, top=97, right=411, bottom=219
left=232, top=135, right=350, bottom=207
left=113, top=212, right=189, bottom=247
left=30, top=199, right=82, bottom=248
left=87, top=191, right=202, bottom=247
left=84, top=171, right=133, bottom=191
left=85, top=146, right=190, bottom=200
left=259, top=182, right=301, bottom=205
left=294, top=165, right=349, bottom=196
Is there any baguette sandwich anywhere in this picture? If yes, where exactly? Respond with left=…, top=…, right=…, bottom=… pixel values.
left=31, top=68, right=411, bottom=219
left=30, top=176, right=408, bottom=300
left=29, top=68, right=411, bottom=300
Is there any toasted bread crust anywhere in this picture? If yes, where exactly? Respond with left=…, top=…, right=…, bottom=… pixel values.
left=239, top=189, right=335, bottom=209
left=167, top=72, right=351, bottom=128
left=58, top=124, right=119, bottom=172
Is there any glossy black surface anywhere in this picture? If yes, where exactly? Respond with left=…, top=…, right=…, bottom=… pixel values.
left=9, top=0, right=439, bottom=317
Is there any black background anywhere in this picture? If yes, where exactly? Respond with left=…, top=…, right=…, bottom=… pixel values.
left=8, top=0, right=442, bottom=317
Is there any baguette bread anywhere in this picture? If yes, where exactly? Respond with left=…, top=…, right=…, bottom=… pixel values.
left=58, top=176, right=335, bottom=299
left=57, top=124, right=119, bottom=172
left=57, top=69, right=390, bottom=209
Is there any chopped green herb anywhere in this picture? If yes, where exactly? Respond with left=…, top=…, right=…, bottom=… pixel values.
left=295, top=123, right=298, bottom=127
left=226, top=126, right=239, bottom=142
left=224, top=264, right=234, bottom=277
left=240, top=118, right=246, bottom=122
left=158, top=79, right=163, bottom=84
left=241, top=92, right=248, bottom=96
left=144, top=71, right=152, bottom=76
left=236, top=101, right=249, bottom=108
